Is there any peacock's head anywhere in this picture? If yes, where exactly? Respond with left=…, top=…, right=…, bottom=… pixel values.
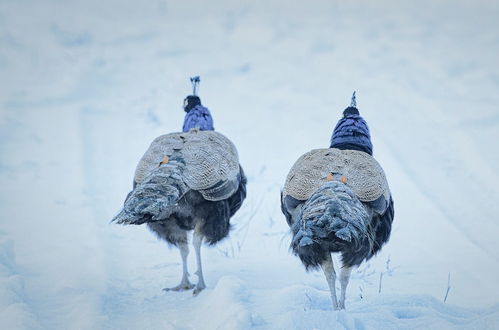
left=181, top=76, right=215, bottom=132
left=182, top=96, right=214, bottom=132
left=183, top=95, right=201, bottom=113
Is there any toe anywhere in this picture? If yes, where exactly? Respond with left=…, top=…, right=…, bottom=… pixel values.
left=164, top=282, right=195, bottom=292
left=192, top=286, right=205, bottom=296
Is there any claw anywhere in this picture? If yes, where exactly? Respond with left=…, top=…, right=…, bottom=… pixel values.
left=163, top=282, right=195, bottom=292
left=192, top=283, right=206, bottom=296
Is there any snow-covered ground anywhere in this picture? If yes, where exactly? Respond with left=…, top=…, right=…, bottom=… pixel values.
left=1, top=0, right=499, bottom=329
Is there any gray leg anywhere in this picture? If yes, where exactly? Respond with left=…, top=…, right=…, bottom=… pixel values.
left=192, top=230, right=206, bottom=296
left=338, top=266, right=352, bottom=309
left=164, top=243, right=194, bottom=291
left=321, top=253, right=339, bottom=310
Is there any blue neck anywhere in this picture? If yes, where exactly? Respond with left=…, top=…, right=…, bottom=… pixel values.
left=330, top=114, right=373, bottom=155
left=182, top=105, right=215, bottom=132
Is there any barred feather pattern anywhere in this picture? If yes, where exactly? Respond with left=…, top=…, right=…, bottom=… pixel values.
left=112, top=157, right=189, bottom=225
left=290, top=181, right=374, bottom=269
left=133, top=130, right=240, bottom=201
left=283, top=148, right=390, bottom=203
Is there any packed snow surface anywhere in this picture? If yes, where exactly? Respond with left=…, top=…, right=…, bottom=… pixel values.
left=1, top=0, right=499, bottom=329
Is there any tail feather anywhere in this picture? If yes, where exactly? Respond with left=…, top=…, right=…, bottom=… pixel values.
left=112, top=159, right=189, bottom=225
left=290, top=181, right=371, bottom=269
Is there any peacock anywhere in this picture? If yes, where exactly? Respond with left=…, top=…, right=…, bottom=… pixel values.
left=113, top=77, right=247, bottom=295
left=281, top=92, right=394, bottom=310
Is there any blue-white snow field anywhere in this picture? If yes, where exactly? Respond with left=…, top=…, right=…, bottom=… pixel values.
left=1, top=0, right=499, bottom=329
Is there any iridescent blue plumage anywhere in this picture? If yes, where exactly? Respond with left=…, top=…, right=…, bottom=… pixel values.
left=182, top=105, right=214, bottom=132
left=330, top=93, right=373, bottom=155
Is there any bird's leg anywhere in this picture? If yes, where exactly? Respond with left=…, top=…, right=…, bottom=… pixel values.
left=338, top=266, right=352, bottom=309
left=164, top=242, right=194, bottom=291
left=321, top=253, right=339, bottom=310
left=192, top=230, right=206, bottom=296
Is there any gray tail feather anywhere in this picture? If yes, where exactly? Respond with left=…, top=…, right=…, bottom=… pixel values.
left=290, top=181, right=373, bottom=269
left=112, top=159, right=189, bottom=225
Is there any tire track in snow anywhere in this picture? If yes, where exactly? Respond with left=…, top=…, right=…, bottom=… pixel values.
left=379, top=135, right=499, bottom=263
left=77, top=106, right=123, bottom=328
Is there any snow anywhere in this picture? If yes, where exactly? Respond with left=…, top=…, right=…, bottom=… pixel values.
left=1, top=0, right=499, bottom=329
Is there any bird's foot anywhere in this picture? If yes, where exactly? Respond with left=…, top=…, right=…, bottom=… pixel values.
left=330, top=300, right=342, bottom=311
left=163, top=281, right=195, bottom=292
left=192, top=282, right=206, bottom=296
